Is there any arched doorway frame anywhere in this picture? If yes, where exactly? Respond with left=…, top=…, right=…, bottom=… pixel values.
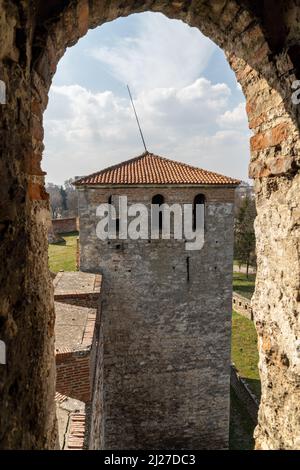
left=1, top=0, right=299, bottom=450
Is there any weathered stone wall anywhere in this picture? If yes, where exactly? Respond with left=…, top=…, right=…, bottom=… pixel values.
left=253, top=175, right=300, bottom=450
left=88, top=300, right=104, bottom=450
left=230, top=364, right=259, bottom=423
left=0, top=0, right=300, bottom=450
left=78, top=185, right=235, bottom=449
left=0, top=0, right=57, bottom=450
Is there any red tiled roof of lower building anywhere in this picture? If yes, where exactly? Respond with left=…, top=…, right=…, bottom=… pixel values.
left=66, top=413, right=86, bottom=450
left=73, top=152, right=240, bottom=186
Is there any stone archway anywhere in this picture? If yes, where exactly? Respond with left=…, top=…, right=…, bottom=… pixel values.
left=0, top=0, right=299, bottom=450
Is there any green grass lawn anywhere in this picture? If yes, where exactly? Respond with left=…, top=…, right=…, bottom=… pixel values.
left=232, top=271, right=260, bottom=398
left=231, top=310, right=260, bottom=398
left=48, top=232, right=78, bottom=273
left=230, top=310, right=260, bottom=449
left=233, top=272, right=256, bottom=299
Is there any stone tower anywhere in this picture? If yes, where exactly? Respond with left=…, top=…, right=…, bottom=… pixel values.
left=75, top=152, right=240, bottom=449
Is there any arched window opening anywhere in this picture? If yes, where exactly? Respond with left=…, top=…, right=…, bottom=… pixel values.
left=152, top=194, right=164, bottom=232
left=193, top=194, right=205, bottom=231
left=152, top=194, right=164, bottom=205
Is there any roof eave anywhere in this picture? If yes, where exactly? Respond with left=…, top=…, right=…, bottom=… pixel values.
left=75, top=182, right=241, bottom=189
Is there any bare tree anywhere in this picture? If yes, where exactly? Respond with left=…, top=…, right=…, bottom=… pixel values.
left=46, top=183, right=62, bottom=218
left=234, top=182, right=254, bottom=216
left=64, top=178, right=78, bottom=217
left=47, top=179, right=78, bottom=218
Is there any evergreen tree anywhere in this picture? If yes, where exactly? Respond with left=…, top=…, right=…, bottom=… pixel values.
left=234, top=196, right=256, bottom=278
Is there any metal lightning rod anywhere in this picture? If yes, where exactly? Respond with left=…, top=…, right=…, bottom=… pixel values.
left=127, top=84, right=148, bottom=153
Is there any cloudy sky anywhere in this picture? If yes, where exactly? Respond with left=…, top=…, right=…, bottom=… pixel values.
left=43, top=12, right=251, bottom=185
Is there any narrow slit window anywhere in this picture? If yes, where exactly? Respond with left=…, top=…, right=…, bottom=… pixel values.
left=193, top=194, right=205, bottom=231
left=116, top=218, right=120, bottom=236
left=152, top=194, right=164, bottom=232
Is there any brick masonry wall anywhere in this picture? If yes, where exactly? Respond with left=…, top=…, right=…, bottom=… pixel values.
left=66, top=413, right=87, bottom=450
left=78, top=185, right=235, bottom=449
left=232, top=292, right=253, bottom=320
left=56, top=350, right=91, bottom=403
left=53, top=273, right=103, bottom=449
left=76, top=237, right=80, bottom=270
left=52, top=217, right=79, bottom=234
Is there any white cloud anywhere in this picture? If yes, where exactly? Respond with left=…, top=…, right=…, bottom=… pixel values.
left=44, top=78, right=250, bottom=183
left=217, top=102, right=248, bottom=129
left=90, top=12, right=215, bottom=92
left=43, top=12, right=250, bottom=184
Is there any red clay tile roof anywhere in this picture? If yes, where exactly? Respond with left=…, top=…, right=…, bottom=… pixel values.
left=74, top=152, right=240, bottom=186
